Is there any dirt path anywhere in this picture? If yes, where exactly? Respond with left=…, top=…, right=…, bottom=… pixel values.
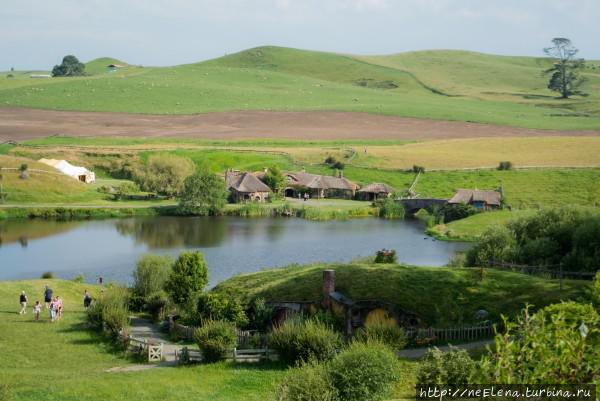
left=129, top=317, right=181, bottom=363
left=1, top=107, right=599, bottom=142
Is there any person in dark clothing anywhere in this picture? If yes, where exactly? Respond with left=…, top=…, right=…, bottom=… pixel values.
left=83, top=289, right=92, bottom=309
left=19, top=291, right=28, bottom=314
left=44, top=285, right=53, bottom=309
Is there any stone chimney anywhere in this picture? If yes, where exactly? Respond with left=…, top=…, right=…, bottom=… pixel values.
left=322, top=269, right=335, bottom=308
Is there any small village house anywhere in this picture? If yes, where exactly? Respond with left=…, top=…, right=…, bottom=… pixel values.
left=283, top=171, right=358, bottom=199
left=357, top=183, right=395, bottom=201
left=448, top=189, right=502, bottom=210
left=38, top=158, right=96, bottom=183
left=225, top=170, right=271, bottom=203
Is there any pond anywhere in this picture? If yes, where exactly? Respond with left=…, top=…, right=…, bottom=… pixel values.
left=0, top=216, right=470, bottom=287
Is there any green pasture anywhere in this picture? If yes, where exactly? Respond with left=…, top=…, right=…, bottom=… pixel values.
left=1, top=46, right=600, bottom=129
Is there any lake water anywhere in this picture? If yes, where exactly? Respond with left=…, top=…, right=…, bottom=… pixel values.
left=0, top=216, right=469, bottom=287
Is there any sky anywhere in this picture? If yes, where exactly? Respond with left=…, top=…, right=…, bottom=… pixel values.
left=2, top=0, right=599, bottom=70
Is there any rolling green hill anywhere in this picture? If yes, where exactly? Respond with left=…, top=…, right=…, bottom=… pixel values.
left=1, top=46, right=600, bottom=129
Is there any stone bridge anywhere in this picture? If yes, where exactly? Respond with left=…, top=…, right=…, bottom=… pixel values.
left=399, top=198, right=448, bottom=215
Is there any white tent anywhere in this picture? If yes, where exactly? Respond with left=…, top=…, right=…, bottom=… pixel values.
left=39, top=158, right=96, bottom=183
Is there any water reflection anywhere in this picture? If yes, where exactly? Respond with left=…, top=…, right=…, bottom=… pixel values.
left=115, top=217, right=228, bottom=248
left=0, top=216, right=470, bottom=286
left=0, top=219, right=79, bottom=248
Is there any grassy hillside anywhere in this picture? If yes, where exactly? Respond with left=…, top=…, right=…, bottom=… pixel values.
left=0, top=279, right=285, bottom=401
left=1, top=46, right=600, bottom=129
left=213, top=263, right=589, bottom=327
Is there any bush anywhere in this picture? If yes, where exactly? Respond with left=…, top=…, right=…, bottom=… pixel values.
left=195, top=292, right=248, bottom=327
left=41, top=271, right=55, bottom=279
left=497, top=161, right=513, bottom=170
left=353, top=324, right=406, bottom=352
left=377, top=198, right=404, bottom=219
left=248, top=297, right=274, bottom=332
left=412, top=165, right=425, bottom=173
left=441, top=203, right=478, bottom=223
left=332, top=161, right=345, bottom=170
left=87, top=286, right=130, bottom=339
left=475, top=302, right=600, bottom=384
left=72, top=273, right=85, bottom=283
left=328, top=342, right=400, bottom=401
left=261, top=166, right=286, bottom=194
left=276, top=362, right=337, bottom=401
left=269, top=317, right=343, bottom=365
left=416, top=347, right=475, bottom=385
left=194, top=319, right=237, bottom=362
left=132, top=254, right=173, bottom=301
left=136, top=154, right=195, bottom=197
left=374, top=248, right=397, bottom=264
left=465, top=225, right=515, bottom=267
left=146, top=291, right=170, bottom=322
left=165, top=251, right=209, bottom=307
left=592, top=272, right=600, bottom=308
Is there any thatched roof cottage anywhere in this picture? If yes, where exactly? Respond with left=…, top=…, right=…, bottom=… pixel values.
left=357, top=183, right=396, bottom=201
left=284, top=171, right=358, bottom=199
left=225, top=170, right=271, bottom=203
left=448, top=189, right=502, bottom=210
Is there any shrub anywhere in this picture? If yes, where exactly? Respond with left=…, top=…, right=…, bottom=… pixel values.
left=194, top=319, right=237, bottom=362
left=412, top=165, right=425, bottom=173
left=72, top=273, right=85, bottom=283
left=332, top=161, right=345, bottom=170
left=497, top=161, right=513, bottom=170
left=466, top=225, right=515, bottom=267
left=374, top=249, right=397, bottom=264
left=377, top=198, right=404, bottom=219
left=324, top=156, right=336, bottom=165
left=146, top=291, right=170, bottom=322
left=475, top=302, right=600, bottom=384
left=416, top=347, right=475, bottom=385
left=276, top=362, right=337, bottom=401
left=136, top=154, right=195, bottom=197
left=441, top=203, right=478, bottom=223
left=41, top=271, right=55, bottom=279
left=592, top=272, right=600, bottom=308
left=353, top=324, right=406, bottom=352
left=269, top=317, right=343, bottom=365
left=165, top=251, right=209, bottom=307
left=328, top=342, right=400, bottom=401
left=248, top=297, right=274, bottom=332
left=195, top=292, right=248, bottom=327
left=132, top=254, right=173, bottom=301
left=87, top=286, right=130, bottom=339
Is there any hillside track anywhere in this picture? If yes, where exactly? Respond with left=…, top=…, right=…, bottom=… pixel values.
left=1, top=107, right=599, bottom=141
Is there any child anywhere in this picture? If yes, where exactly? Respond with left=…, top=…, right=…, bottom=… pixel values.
left=33, top=301, right=41, bottom=321
left=49, top=298, right=56, bottom=322
left=56, top=296, right=63, bottom=320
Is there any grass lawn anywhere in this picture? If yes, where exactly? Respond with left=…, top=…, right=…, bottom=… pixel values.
left=213, top=263, right=589, bottom=327
left=2, top=46, right=600, bottom=130
left=427, top=210, right=537, bottom=241
left=0, top=279, right=420, bottom=401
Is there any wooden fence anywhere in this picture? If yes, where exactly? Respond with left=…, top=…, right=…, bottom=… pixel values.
left=175, top=347, right=277, bottom=365
left=121, top=335, right=164, bottom=363
left=488, top=260, right=596, bottom=281
left=405, top=322, right=496, bottom=345
left=169, top=318, right=260, bottom=348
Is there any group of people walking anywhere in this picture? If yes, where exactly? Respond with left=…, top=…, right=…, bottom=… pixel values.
left=19, top=285, right=92, bottom=322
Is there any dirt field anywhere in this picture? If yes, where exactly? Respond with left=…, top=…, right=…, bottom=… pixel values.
left=1, top=107, right=599, bottom=142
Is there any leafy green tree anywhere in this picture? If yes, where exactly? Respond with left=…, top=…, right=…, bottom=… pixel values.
left=544, top=38, right=587, bottom=98
left=196, top=292, right=248, bottom=327
left=476, top=302, right=600, bottom=384
left=132, top=254, right=173, bottom=300
left=466, top=225, right=515, bottom=266
left=165, top=251, right=209, bottom=307
left=137, top=154, right=195, bottom=197
left=260, top=166, right=286, bottom=193
left=178, top=170, right=228, bottom=215
left=52, top=55, right=86, bottom=77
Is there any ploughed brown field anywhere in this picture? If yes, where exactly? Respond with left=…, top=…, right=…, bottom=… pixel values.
left=1, top=107, right=599, bottom=142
